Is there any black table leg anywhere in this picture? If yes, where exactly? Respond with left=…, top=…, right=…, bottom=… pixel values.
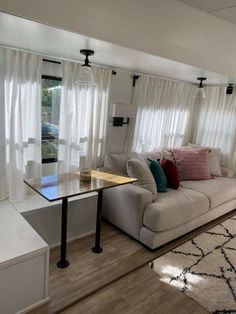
left=57, top=197, right=70, bottom=268
left=92, top=190, right=103, bottom=253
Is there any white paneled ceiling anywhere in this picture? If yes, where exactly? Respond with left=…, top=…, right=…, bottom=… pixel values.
left=0, top=11, right=233, bottom=85
left=178, top=0, right=236, bottom=25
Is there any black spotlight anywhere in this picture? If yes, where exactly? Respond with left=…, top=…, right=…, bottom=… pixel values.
left=226, top=84, right=233, bottom=95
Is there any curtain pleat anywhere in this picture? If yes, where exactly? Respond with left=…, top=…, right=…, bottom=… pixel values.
left=191, top=86, right=236, bottom=170
left=58, top=62, right=111, bottom=172
left=0, top=48, right=42, bottom=200
left=127, top=75, right=196, bottom=152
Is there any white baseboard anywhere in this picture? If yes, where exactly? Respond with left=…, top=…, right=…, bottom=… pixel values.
left=16, top=297, right=50, bottom=314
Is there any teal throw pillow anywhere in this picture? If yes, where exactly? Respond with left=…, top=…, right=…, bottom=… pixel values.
left=148, top=159, right=167, bottom=192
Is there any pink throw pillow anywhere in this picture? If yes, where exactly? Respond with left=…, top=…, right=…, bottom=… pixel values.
left=173, top=149, right=211, bottom=181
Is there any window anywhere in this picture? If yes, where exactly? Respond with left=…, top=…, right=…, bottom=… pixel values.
left=41, top=75, right=62, bottom=163
left=134, top=108, right=190, bottom=152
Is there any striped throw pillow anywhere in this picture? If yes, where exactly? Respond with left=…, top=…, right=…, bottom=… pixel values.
left=173, top=149, right=211, bottom=181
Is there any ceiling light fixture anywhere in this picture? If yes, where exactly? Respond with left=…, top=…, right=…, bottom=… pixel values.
left=226, top=83, right=233, bottom=95
left=194, top=77, right=207, bottom=99
left=74, top=49, right=96, bottom=86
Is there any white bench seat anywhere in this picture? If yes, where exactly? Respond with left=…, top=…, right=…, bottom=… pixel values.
left=0, top=200, right=49, bottom=314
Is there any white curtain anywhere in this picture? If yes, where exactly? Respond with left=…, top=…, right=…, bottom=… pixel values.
left=58, top=62, right=111, bottom=171
left=191, top=86, right=236, bottom=170
left=129, top=75, right=196, bottom=153
left=0, top=48, right=42, bottom=200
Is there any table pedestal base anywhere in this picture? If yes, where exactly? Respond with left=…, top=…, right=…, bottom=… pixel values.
left=91, top=246, right=103, bottom=254
left=57, top=260, right=70, bottom=268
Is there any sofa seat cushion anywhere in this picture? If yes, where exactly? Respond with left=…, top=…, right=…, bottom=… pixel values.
left=181, top=177, right=236, bottom=209
left=143, top=188, right=209, bottom=232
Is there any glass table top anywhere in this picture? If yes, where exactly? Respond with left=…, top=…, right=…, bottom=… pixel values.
left=24, top=170, right=137, bottom=202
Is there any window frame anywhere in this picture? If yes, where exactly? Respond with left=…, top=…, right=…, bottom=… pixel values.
left=41, top=75, right=62, bottom=164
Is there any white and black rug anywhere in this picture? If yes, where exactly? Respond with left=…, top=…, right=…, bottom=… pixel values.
left=151, top=215, right=236, bottom=313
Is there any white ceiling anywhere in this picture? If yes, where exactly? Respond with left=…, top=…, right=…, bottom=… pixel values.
left=178, top=0, right=236, bottom=25
left=0, top=11, right=233, bottom=85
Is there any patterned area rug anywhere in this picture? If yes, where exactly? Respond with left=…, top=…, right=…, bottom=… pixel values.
left=151, top=216, right=236, bottom=313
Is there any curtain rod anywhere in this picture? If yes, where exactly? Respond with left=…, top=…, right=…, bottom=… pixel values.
left=133, top=73, right=231, bottom=87
left=42, top=58, right=116, bottom=75
left=133, top=72, right=194, bottom=85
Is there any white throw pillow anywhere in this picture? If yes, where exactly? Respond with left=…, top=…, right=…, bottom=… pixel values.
left=206, top=150, right=222, bottom=176
left=104, top=153, right=131, bottom=174
left=162, top=150, right=175, bottom=162
left=127, top=158, right=157, bottom=201
left=130, top=152, right=149, bottom=163
left=188, top=143, right=222, bottom=176
left=142, top=151, right=162, bottom=161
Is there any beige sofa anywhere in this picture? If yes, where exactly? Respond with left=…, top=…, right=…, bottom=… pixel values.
left=102, top=152, right=236, bottom=249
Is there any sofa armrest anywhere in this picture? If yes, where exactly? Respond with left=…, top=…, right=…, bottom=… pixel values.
left=221, top=166, right=234, bottom=178
left=102, top=184, right=153, bottom=240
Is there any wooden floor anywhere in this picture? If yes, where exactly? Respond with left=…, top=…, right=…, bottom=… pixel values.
left=31, top=210, right=236, bottom=314
left=61, top=266, right=208, bottom=314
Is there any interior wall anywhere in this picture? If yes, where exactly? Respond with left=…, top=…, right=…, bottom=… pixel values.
left=22, top=194, right=97, bottom=247
left=107, top=68, right=134, bottom=153
left=1, top=0, right=236, bottom=77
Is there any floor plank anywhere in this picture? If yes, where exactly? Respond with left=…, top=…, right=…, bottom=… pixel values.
left=61, top=266, right=208, bottom=314
left=30, top=210, right=236, bottom=314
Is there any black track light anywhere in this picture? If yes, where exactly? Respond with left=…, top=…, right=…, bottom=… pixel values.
left=226, top=84, right=233, bottom=95
left=194, top=77, right=207, bottom=99
left=197, top=77, right=206, bottom=88
left=74, top=49, right=96, bottom=86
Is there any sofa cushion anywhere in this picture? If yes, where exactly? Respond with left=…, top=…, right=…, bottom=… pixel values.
left=127, top=158, right=158, bottom=201
left=181, top=177, right=236, bottom=209
left=104, top=153, right=131, bottom=174
left=221, top=166, right=234, bottom=178
left=148, top=159, right=167, bottom=192
left=143, top=188, right=209, bottom=232
left=188, top=143, right=222, bottom=177
left=162, top=159, right=180, bottom=190
left=162, top=150, right=175, bottom=162
left=206, top=150, right=222, bottom=177
left=173, top=148, right=211, bottom=180
left=142, top=151, right=162, bottom=161
left=142, top=150, right=175, bottom=162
